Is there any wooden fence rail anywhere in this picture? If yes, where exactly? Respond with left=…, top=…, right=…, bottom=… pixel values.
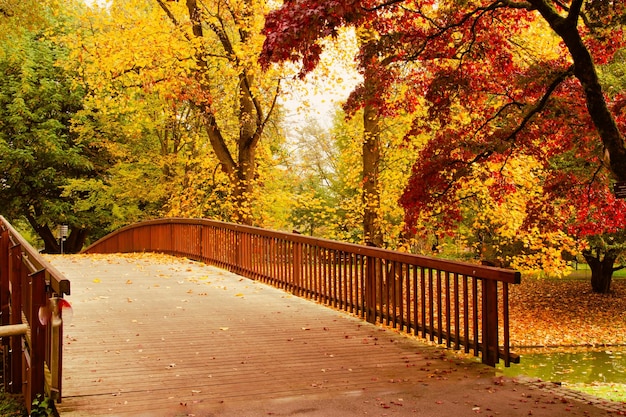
left=0, top=216, right=70, bottom=413
left=84, top=218, right=521, bottom=367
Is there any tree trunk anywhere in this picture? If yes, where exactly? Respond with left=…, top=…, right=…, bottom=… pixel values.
left=233, top=142, right=256, bottom=226
left=64, top=228, right=87, bottom=254
left=530, top=0, right=626, bottom=181
left=582, top=248, right=616, bottom=294
left=360, top=29, right=384, bottom=248
left=362, top=101, right=383, bottom=247
left=25, top=214, right=58, bottom=253
left=25, top=214, right=87, bottom=254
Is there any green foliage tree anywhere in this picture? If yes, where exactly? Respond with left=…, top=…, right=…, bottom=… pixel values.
left=0, top=30, right=103, bottom=252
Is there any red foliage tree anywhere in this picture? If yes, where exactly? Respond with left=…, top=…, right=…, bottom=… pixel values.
left=261, top=0, right=626, bottom=292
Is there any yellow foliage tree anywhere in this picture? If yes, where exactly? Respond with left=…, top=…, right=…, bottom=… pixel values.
left=62, top=0, right=282, bottom=225
left=445, top=156, right=576, bottom=277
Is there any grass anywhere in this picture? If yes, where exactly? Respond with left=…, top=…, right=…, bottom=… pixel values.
left=0, top=388, right=27, bottom=417
left=568, top=383, right=626, bottom=403
left=505, top=272, right=626, bottom=405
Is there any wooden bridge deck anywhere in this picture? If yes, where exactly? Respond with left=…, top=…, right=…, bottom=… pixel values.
left=48, top=254, right=614, bottom=417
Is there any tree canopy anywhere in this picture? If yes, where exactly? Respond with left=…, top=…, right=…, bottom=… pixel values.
left=62, top=0, right=284, bottom=226
left=261, top=0, right=626, bottom=291
left=0, top=25, right=106, bottom=252
left=2, top=0, right=626, bottom=291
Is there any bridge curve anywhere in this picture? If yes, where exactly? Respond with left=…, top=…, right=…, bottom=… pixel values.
left=84, top=218, right=520, bottom=367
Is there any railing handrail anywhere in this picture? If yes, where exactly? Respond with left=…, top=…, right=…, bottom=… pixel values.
left=85, top=217, right=521, bottom=284
left=84, top=217, right=521, bottom=367
left=0, top=216, right=70, bottom=412
left=1, top=217, right=71, bottom=296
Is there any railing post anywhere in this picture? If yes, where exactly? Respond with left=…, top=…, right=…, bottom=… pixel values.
left=235, top=231, right=241, bottom=274
left=49, top=297, right=62, bottom=401
left=481, top=279, right=499, bottom=367
left=0, top=228, right=9, bottom=395
left=8, top=244, right=22, bottom=394
left=24, top=269, right=47, bottom=411
left=293, top=242, right=302, bottom=296
left=0, top=228, right=9, bottom=327
left=365, top=256, right=376, bottom=324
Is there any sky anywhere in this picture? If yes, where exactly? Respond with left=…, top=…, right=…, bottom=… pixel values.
left=278, top=29, right=361, bottom=132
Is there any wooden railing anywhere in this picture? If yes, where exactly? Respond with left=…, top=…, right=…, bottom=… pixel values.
left=84, top=218, right=521, bottom=366
left=0, top=216, right=70, bottom=412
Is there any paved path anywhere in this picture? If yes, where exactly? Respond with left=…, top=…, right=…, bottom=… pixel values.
left=49, top=254, right=624, bottom=417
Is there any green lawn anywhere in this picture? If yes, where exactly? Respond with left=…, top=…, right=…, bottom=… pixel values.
left=565, top=263, right=626, bottom=280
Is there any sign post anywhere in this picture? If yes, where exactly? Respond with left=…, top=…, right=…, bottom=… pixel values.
left=59, top=225, right=69, bottom=254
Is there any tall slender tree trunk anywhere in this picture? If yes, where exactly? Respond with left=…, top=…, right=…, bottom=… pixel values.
left=362, top=101, right=383, bottom=247
left=360, top=28, right=384, bottom=248
left=233, top=143, right=256, bottom=225
left=233, top=72, right=260, bottom=226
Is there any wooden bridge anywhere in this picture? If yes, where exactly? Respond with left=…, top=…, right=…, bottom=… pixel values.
left=48, top=253, right=510, bottom=416
left=0, top=217, right=531, bottom=415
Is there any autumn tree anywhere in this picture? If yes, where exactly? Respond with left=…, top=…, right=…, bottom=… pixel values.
left=154, top=0, right=280, bottom=225
left=357, top=28, right=385, bottom=247
left=63, top=0, right=282, bottom=226
left=283, top=105, right=420, bottom=247
left=63, top=3, right=224, bottom=225
left=283, top=118, right=341, bottom=236
left=0, top=0, right=58, bottom=34
left=263, top=22, right=418, bottom=248
left=261, top=0, right=626, bottom=293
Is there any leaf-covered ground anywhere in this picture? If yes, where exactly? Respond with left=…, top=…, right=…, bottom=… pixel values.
left=508, top=276, right=626, bottom=348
